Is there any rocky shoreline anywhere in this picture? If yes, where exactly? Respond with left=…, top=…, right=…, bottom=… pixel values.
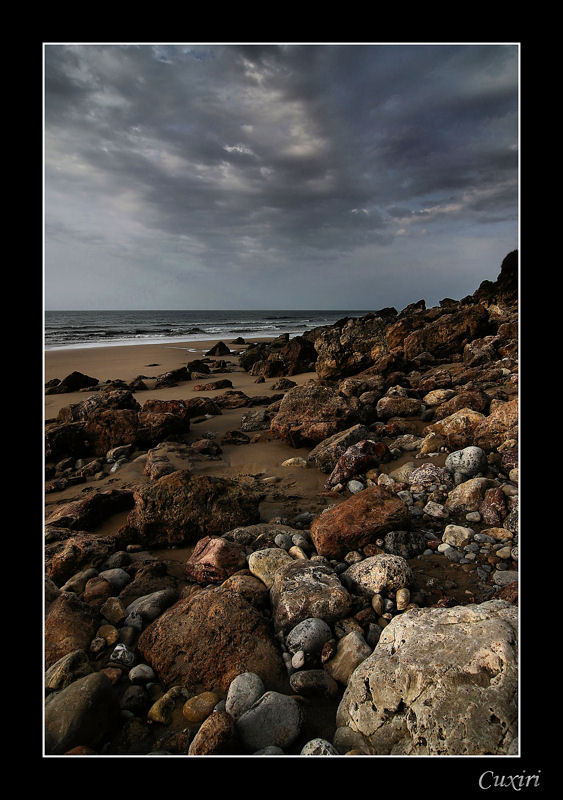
left=44, top=251, right=519, bottom=756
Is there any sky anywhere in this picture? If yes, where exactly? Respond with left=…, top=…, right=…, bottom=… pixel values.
left=44, top=43, right=518, bottom=311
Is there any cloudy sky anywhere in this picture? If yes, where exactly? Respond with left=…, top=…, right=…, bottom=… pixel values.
left=44, top=43, right=518, bottom=310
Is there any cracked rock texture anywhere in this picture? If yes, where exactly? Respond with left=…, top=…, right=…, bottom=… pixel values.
left=335, top=600, right=517, bottom=755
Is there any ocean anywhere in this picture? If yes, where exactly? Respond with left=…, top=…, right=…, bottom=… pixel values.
left=44, top=309, right=370, bottom=351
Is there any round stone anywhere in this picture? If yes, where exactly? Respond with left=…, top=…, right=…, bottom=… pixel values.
left=225, top=672, right=265, bottom=720
left=285, top=618, right=333, bottom=656
left=301, top=738, right=339, bottom=755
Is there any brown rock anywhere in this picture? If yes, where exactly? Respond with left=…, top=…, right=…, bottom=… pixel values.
left=44, top=489, right=134, bottom=531
left=473, top=399, right=518, bottom=451
left=425, top=407, right=486, bottom=450
left=270, top=382, right=361, bottom=447
left=310, top=486, right=409, bottom=559
left=45, top=532, right=124, bottom=586
left=403, top=304, right=490, bottom=361
left=124, top=471, right=261, bottom=547
left=45, top=593, right=100, bottom=668
left=188, top=711, right=238, bottom=755
left=376, top=396, right=422, bottom=420
left=137, top=586, right=286, bottom=693
left=184, top=536, right=247, bottom=584
left=83, top=577, right=112, bottom=608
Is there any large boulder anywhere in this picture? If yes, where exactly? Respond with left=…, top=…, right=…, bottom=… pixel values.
left=270, top=383, right=361, bottom=447
left=473, top=399, right=518, bottom=451
left=137, top=586, right=286, bottom=693
left=270, top=560, right=352, bottom=632
left=44, top=672, right=120, bottom=754
left=124, top=471, right=261, bottom=547
left=83, top=409, right=140, bottom=456
left=310, top=486, right=409, bottom=559
left=45, top=593, right=100, bottom=668
left=336, top=600, right=518, bottom=754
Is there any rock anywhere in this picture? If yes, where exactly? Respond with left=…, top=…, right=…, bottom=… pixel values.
left=480, top=488, right=508, bottom=526
left=395, top=588, right=410, bottom=611
left=324, top=631, right=372, bottom=685
left=290, top=670, right=339, bottom=698
left=129, top=664, right=155, bottom=684
left=124, top=471, right=261, bottom=547
left=44, top=672, right=119, bottom=754
left=425, top=408, right=486, bottom=450
left=125, top=589, right=178, bottom=623
left=137, top=586, right=286, bottom=693
left=445, top=477, right=495, bottom=513
left=148, top=686, right=187, bottom=724
left=45, top=489, right=134, bottom=531
left=221, top=574, right=270, bottom=608
left=403, top=304, right=490, bottom=362
left=46, top=371, right=99, bottom=395
left=442, top=525, right=473, bottom=547
left=376, top=396, right=422, bottom=420
left=188, top=711, right=238, bottom=755
left=118, top=562, right=178, bottom=608
left=184, top=536, right=247, bottom=584
left=310, top=486, right=409, bottom=559
left=307, top=424, right=371, bottom=473
left=325, top=439, right=387, bottom=489
left=240, top=408, right=273, bottom=432
left=248, top=548, right=293, bottom=589
left=45, top=593, right=100, bottom=668
left=100, top=597, right=127, bottom=626
left=281, top=457, right=307, bottom=468
left=206, top=341, right=231, bottom=356
left=423, top=501, right=449, bottom=519
left=46, top=534, right=124, bottom=589
left=236, top=691, right=302, bottom=751
left=285, top=618, right=333, bottom=656
left=183, top=691, right=221, bottom=724
left=473, top=399, right=518, bottom=451
left=342, top=555, right=412, bottom=597
left=408, top=462, right=453, bottom=491
left=336, top=600, right=518, bottom=754
left=445, top=446, right=488, bottom=481
left=270, top=560, right=352, bottom=632
left=434, top=388, right=491, bottom=420
left=97, top=568, right=131, bottom=592
left=44, top=649, right=93, bottom=693
left=270, top=382, right=361, bottom=447
left=301, top=738, right=339, bottom=755
left=483, top=527, right=513, bottom=541
left=423, top=389, right=455, bottom=407
left=226, top=672, right=265, bottom=720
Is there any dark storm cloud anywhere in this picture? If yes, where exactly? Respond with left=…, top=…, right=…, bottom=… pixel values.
left=44, top=43, right=518, bottom=309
